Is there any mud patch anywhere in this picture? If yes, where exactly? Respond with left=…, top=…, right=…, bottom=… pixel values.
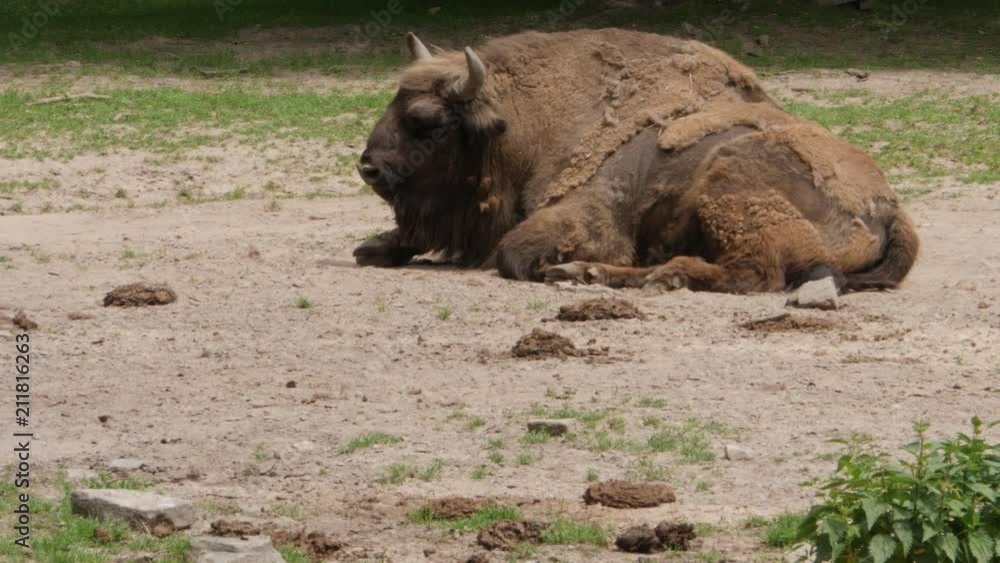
left=740, top=313, right=843, bottom=334
left=615, top=525, right=661, bottom=553
left=103, top=283, right=177, bottom=307
left=477, top=520, right=547, bottom=550
left=210, top=519, right=342, bottom=558
left=655, top=521, right=696, bottom=550
left=423, top=497, right=483, bottom=519
left=511, top=329, right=579, bottom=359
left=583, top=480, right=676, bottom=508
left=555, top=297, right=645, bottom=321
left=12, top=311, right=38, bottom=330
left=615, top=521, right=696, bottom=553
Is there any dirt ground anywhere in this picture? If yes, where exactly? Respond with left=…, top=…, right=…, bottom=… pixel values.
left=2, top=67, right=999, bottom=562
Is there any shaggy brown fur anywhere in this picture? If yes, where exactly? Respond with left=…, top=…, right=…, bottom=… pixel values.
left=353, top=29, right=918, bottom=293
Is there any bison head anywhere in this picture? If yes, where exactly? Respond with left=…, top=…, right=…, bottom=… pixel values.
left=357, top=33, right=507, bottom=207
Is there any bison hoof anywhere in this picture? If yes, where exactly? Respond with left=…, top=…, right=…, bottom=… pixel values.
left=643, top=270, right=689, bottom=292
left=544, top=262, right=608, bottom=285
left=353, top=236, right=411, bottom=268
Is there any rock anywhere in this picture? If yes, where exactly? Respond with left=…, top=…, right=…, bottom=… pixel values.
left=787, top=278, right=839, bottom=311
left=465, top=554, right=491, bottom=563
left=67, top=468, right=99, bottom=481
left=188, top=536, right=284, bottom=563
left=724, top=444, right=752, bottom=461
left=552, top=281, right=614, bottom=294
left=756, top=34, right=770, bottom=48
left=109, top=458, right=145, bottom=471
left=615, top=525, right=661, bottom=553
left=291, top=440, right=316, bottom=451
left=527, top=420, right=570, bottom=437
left=583, top=480, right=676, bottom=508
left=70, top=489, right=196, bottom=531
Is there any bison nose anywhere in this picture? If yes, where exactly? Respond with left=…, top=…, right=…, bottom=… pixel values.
left=357, top=153, right=381, bottom=185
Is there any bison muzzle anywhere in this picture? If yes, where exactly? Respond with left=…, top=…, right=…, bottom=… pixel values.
left=353, top=29, right=918, bottom=294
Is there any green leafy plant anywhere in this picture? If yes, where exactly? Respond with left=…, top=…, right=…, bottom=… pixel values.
left=795, top=417, right=999, bottom=563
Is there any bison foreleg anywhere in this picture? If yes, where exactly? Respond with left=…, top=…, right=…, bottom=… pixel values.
left=353, top=229, right=418, bottom=267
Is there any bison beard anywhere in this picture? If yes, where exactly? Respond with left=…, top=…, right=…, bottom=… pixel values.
left=353, top=29, right=918, bottom=294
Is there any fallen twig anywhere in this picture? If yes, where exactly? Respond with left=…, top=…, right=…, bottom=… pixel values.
left=28, top=93, right=111, bottom=106
left=198, top=67, right=249, bottom=78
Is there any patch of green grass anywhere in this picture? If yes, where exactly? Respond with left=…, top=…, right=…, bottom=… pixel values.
left=586, top=430, right=644, bottom=453
left=505, top=544, right=539, bottom=562
left=120, top=248, right=140, bottom=259
left=83, top=471, right=150, bottom=490
left=487, top=438, right=505, bottom=450
left=626, top=456, right=673, bottom=482
left=647, top=418, right=733, bottom=463
left=0, top=179, right=57, bottom=193
left=434, top=305, right=452, bottom=320
left=520, top=430, right=552, bottom=445
left=527, top=300, right=547, bottom=311
left=223, top=186, right=247, bottom=200
left=269, top=502, right=305, bottom=521
left=761, top=513, right=804, bottom=548
left=695, top=480, right=714, bottom=492
left=253, top=443, right=271, bottom=462
left=0, top=88, right=393, bottom=160
left=339, top=432, right=402, bottom=454
left=470, top=466, right=490, bottom=480
left=277, top=545, right=310, bottom=563
left=606, top=416, right=626, bottom=434
left=641, top=415, right=662, bottom=428
left=294, top=295, right=314, bottom=309
left=464, top=416, right=487, bottom=432
left=787, top=94, right=1000, bottom=188
left=409, top=504, right=523, bottom=532
left=488, top=452, right=505, bottom=465
left=199, top=499, right=239, bottom=516
left=585, top=468, right=600, bottom=482
left=540, top=516, right=608, bottom=547
left=516, top=452, right=539, bottom=466
left=0, top=480, right=190, bottom=562
left=418, top=459, right=446, bottom=482
left=636, top=397, right=666, bottom=408
left=383, top=463, right=417, bottom=485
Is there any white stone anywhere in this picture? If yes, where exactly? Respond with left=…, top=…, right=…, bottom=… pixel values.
left=70, top=489, right=196, bottom=530
left=724, top=444, right=752, bottom=461
left=188, top=536, right=284, bottom=563
left=787, top=277, right=839, bottom=311
left=66, top=468, right=99, bottom=481
left=109, top=458, right=146, bottom=471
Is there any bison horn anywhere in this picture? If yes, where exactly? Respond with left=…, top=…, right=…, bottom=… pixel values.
left=454, top=47, right=486, bottom=99
left=406, top=32, right=433, bottom=61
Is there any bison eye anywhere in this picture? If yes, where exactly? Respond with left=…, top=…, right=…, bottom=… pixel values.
left=404, top=115, right=443, bottom=137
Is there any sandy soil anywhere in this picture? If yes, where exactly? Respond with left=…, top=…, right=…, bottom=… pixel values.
left=2, top=68, right=999, bottom=562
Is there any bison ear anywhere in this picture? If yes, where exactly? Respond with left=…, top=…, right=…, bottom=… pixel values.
left=406, top=32, right=432, bottom=62
left=452, top=47, right=486, bottom=100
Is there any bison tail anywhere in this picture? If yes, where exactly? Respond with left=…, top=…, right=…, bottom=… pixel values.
left=843, top=211, right=919, bottom=292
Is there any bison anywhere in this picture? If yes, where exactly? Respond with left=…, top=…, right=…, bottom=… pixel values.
left=353, top=29, right=918, bottom=293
